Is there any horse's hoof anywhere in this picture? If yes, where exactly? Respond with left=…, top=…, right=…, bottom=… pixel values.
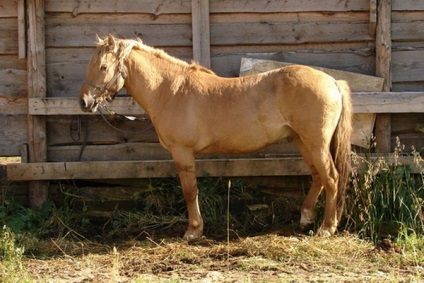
left=316, top=226, right=335, bottom=237
left=183, top=228, right=203, bottom=242
left=299, top=209, right=315, bottom=231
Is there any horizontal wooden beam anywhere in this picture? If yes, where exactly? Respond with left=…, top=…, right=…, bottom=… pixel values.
left=28, top=92, right=424, bottom=115
left=7, top=158, right=310, bottom=180
left=7, top=156, right=422, bottom=181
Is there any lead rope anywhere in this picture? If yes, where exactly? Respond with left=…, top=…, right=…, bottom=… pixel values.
left=97, top=104, right=154, bottom=134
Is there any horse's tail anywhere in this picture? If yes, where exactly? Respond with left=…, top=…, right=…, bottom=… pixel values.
left=332, top=80, right=353, bottom=223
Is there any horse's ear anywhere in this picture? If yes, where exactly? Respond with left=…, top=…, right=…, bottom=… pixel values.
left=95, top=34, right=102, bottom=45
left=106, top=34, right=116, bottom=49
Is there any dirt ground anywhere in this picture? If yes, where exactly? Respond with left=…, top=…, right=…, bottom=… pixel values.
left=17, top=233, right=423, bottom=283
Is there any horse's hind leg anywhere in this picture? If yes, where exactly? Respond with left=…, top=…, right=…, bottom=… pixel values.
left=172, top=149, right=203, bottom=241
left=295, top=138, right=323, bottom=230
left=296, top=138, right=339, bottom=236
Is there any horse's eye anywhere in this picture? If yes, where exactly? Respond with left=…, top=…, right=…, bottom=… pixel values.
left=100, top=65, right=107, bottom=71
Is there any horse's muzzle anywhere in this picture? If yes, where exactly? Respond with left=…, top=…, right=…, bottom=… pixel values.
left=80, top=92, right=97, bottom=112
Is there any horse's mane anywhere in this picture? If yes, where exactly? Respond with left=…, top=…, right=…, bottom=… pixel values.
left=95, top=34, right=215, bottom=75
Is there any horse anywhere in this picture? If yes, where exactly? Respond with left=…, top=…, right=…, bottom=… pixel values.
left=79, top=35, right=352, bottom=240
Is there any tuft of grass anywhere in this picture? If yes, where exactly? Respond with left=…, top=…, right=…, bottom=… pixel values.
left=0, top=226, right=36, bottom=283
left=344, top=137, right=424, bottom=243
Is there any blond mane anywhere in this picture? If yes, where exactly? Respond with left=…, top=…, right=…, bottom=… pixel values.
left=94, top=34, right=215, bottom=74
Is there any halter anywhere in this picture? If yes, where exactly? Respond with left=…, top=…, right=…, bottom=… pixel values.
left=84, top=63, right=127, bottom=103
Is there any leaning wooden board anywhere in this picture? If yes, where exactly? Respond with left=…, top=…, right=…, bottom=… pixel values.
left=240, top=58, right=385, bottom=148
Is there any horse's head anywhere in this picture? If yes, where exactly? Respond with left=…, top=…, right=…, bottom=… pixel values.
left=79, top=35, right=127, bottom=112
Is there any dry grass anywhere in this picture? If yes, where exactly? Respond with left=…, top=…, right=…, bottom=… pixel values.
left=4, top=233, right=421, bottom=283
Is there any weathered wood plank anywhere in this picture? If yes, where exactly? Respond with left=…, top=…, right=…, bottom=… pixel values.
left=353, top=92, right=424, bottom=113
left=6, top=158, right=311, bottom=180
left=375, top=0, right=392, bottom=153
left=210, top=22, right=372, bottom=45
left=0, top=96, right=27, bottom=115
left=0, top=67, right=27, bottom=96
left=45, top=14, right=192, bottom=47
left=30, top=97, right=145, bottom=115
left=393, top=0, right=424, bottom=11
left=7, top=155, right=422, bottom=181
left=17, top=0, right=25, bottom=58
left=212, top=48, right=375, bottom=77
left=240, top=58, right=383, bottom=92
left=392, top=50, right=424, bottom=83
left=0, top=0, right=18, bottom=17
left=29, top=92, right=424, bottom=116
left=45, top=0, right=369, bottom=14
left=192, top=0, right=211, bottom=68
left=0, top=18, right=18, bottom=54
left=0, top=115, right=27, bottom=156
left=27, top=0, right=48, bottom=207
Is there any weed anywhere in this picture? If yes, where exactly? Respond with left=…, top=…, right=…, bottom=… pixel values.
left=344, top=138, right=424, bottom=242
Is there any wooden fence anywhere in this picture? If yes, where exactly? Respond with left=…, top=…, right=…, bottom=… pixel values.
left=1, top=0, right=423, bottom=206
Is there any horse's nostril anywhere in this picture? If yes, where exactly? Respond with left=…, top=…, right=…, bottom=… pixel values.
left=80, top=93, right=96, bottom=112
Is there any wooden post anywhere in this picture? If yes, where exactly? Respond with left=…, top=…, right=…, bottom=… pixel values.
left=18, top=0, right=26, bottom=59
left=27, top=0, right=48, bottom=208
left=191, top=0, right=211, bottom=68
left=375, top=0, right=392, bottom=153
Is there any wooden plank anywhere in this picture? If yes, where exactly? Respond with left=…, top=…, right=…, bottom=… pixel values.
left=29, top=97, right=145, bottom=115
left=240, top=58, right=383, bottom=92
left=0, top=0, right=18, bottom=17
left=212, top=47, right=375, bottom=77
left=210, top=21, right=372, bottom=45
left=392, top=12, right=424, bottom=41
left=45, top=0, right=192, bottom=14
left=375, top=0, right=392, bottom=153
left=45, top=14, right=192, bottom=47
left=6, top=158, right=311, bottom=180
left=392, top=50, right=424, bottom=83
left=0, top=18, right=18, bottom=54
left=353, top=92, right=424, bottom=113
left=393, top=0, right=424, bottom=11
left=29, top=92, right=424, bottom=116
left=0, top=115, right=27, bottom=156
left=7, top=155, right=422, bottom=181
left=17, top=0, right=26, bottom=58
left=27, top=0, right=48, bottom=208
left=0, top=96, right=27, bottom=114
left=45, top=0, right=369, bottom=13
left=191, top=0, right=211, bottom=68
left=0, top=68, right=27, bottom=96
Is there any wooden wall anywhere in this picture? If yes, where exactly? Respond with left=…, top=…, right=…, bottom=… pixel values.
left=0, top=0, right=27, bottom=156
left=1, top=0, right=423, bottom=164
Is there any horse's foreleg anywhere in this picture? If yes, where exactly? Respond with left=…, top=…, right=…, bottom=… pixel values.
left=172, top=150, right=204, bottom=241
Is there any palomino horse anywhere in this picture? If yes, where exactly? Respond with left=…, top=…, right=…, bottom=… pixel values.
left=79, top=35, right=352, bottom=240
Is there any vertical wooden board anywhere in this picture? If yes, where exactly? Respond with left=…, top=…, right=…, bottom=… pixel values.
left=27, top=0, right=48, bottom=207
left=18, top=0, right=26, bottom=58
left=192, top=0, right=211, bottom=68
left=374, top=0, right=392, bottom=153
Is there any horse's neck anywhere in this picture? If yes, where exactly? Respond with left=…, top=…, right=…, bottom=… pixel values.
left=124, top=49, right=177, bottom=109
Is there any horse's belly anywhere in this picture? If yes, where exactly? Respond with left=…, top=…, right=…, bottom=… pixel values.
left=200, top=125, right=295, bottom=154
